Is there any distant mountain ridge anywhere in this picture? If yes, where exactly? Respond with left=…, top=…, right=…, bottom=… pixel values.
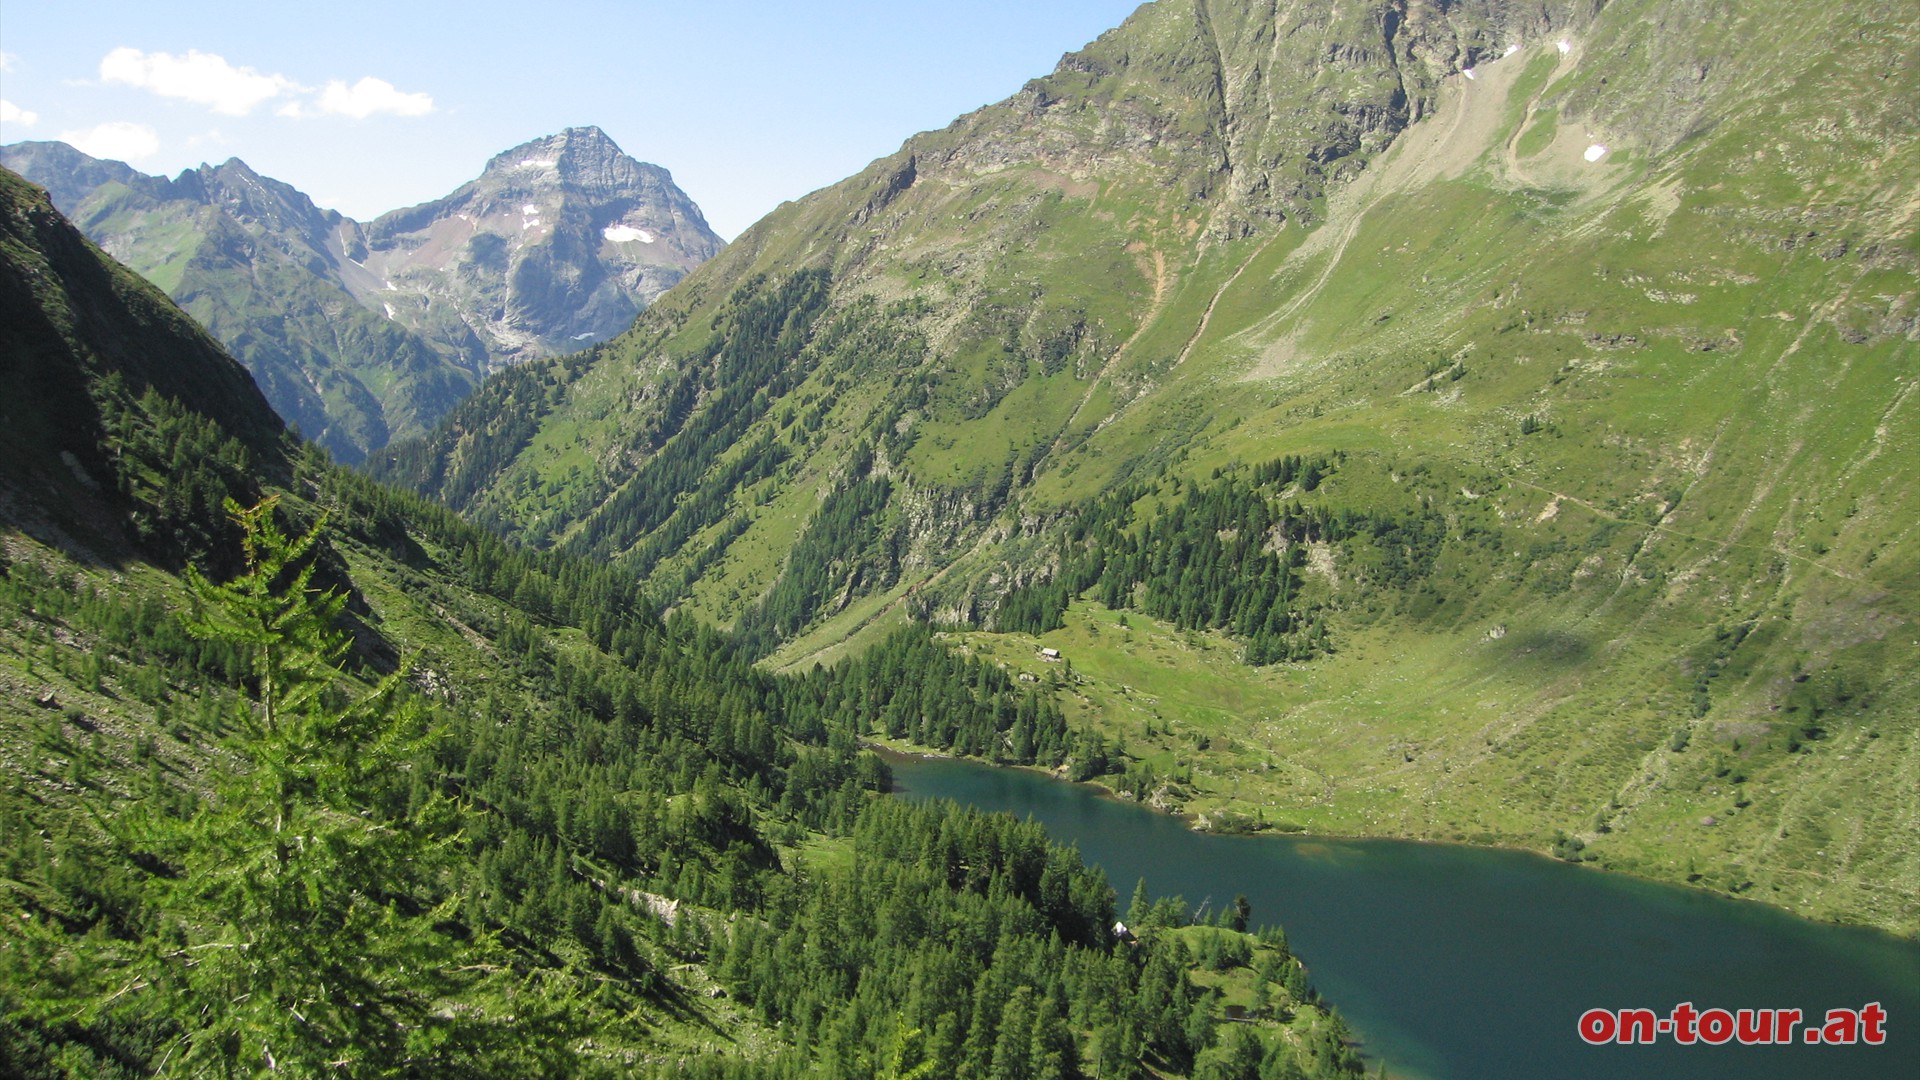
left=0, top=127, right=721, bottom=463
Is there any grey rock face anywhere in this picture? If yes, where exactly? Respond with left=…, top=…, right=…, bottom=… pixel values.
left=360, top=126, right=723, bottom=368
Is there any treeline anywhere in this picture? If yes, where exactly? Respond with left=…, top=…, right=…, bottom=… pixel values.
left=787, top=623, right=1077, bottom=767
left=569, top=270, right=831, bottom=563
left=993, top=453, right=1478, bottom=665
left=99, top=379, right=265, bottom=575
left=995, top=455, right=1343, bottom=665
left=367, top=349, right=595, bottom=513
left=732, top=442, right=902, bottom=658
left=623, top=429, right=790, bottom=578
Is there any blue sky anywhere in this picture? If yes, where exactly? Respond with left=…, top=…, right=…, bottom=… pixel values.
left=0, top=1, right=1147, bottom=238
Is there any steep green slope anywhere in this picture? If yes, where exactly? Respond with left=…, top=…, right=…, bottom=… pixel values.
left=377, top=0, right=1919, bottom=932
left=376, top=0, right=1540, bottom=581
left=1, top=168, right=1358, bottom=1079
left=0, top=167, right=285, bottom=566
left=971, top=2, right=1920, bottom=931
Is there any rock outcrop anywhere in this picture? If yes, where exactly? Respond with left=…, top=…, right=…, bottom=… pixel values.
left=360, top=126, right=722, bottom=368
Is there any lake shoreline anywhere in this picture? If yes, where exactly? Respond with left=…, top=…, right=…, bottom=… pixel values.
left=883, top=748, right=1920, bottom=1080
left=863, top=738, right=1918, bottom=943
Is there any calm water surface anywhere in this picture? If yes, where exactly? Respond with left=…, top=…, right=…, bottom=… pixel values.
left=886, top=752, right=1920, bottom=1080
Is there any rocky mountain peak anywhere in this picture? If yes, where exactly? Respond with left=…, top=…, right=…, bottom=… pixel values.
left=480, top=125, right=658, bottom=197
left=359, top=127, right=723, bottom=367
left=182, top=157, right=343, bottom=240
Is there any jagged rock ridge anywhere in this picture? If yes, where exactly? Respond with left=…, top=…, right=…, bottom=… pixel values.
left=0, top=127, right=721, bottom=462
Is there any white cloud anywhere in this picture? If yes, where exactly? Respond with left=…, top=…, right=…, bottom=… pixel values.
left=100, top=47, right=298, bottom=116
left=59, top=121, right=162, bottom=162
left=1, top=52, right=18, bottom=73
left=315, top=77, right=434, bottom=119
left=1, top=99, right=39, bottom=127
left=93, top=47, right=435, bottom=123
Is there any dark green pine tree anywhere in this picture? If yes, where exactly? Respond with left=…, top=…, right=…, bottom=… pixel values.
left=1229, top=894, right=1252, bottom=933
left=989, top=985, right=1036, bottom=1080
left=1194, top=1024, right=1266, bottom=1080
left=29, top=498, right=575, bottom=1077
left=879, top=1018, right=938, bottom=1080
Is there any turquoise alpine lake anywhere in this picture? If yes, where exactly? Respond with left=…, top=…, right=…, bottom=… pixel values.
left=883, top=751, right=1920, bottom=1080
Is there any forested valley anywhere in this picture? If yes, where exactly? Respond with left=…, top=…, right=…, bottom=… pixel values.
left=1, top=168, right=1364, bottom=1078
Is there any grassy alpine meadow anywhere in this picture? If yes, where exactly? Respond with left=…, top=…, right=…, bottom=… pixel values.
left=947, top=580, right=1918, bottom=935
